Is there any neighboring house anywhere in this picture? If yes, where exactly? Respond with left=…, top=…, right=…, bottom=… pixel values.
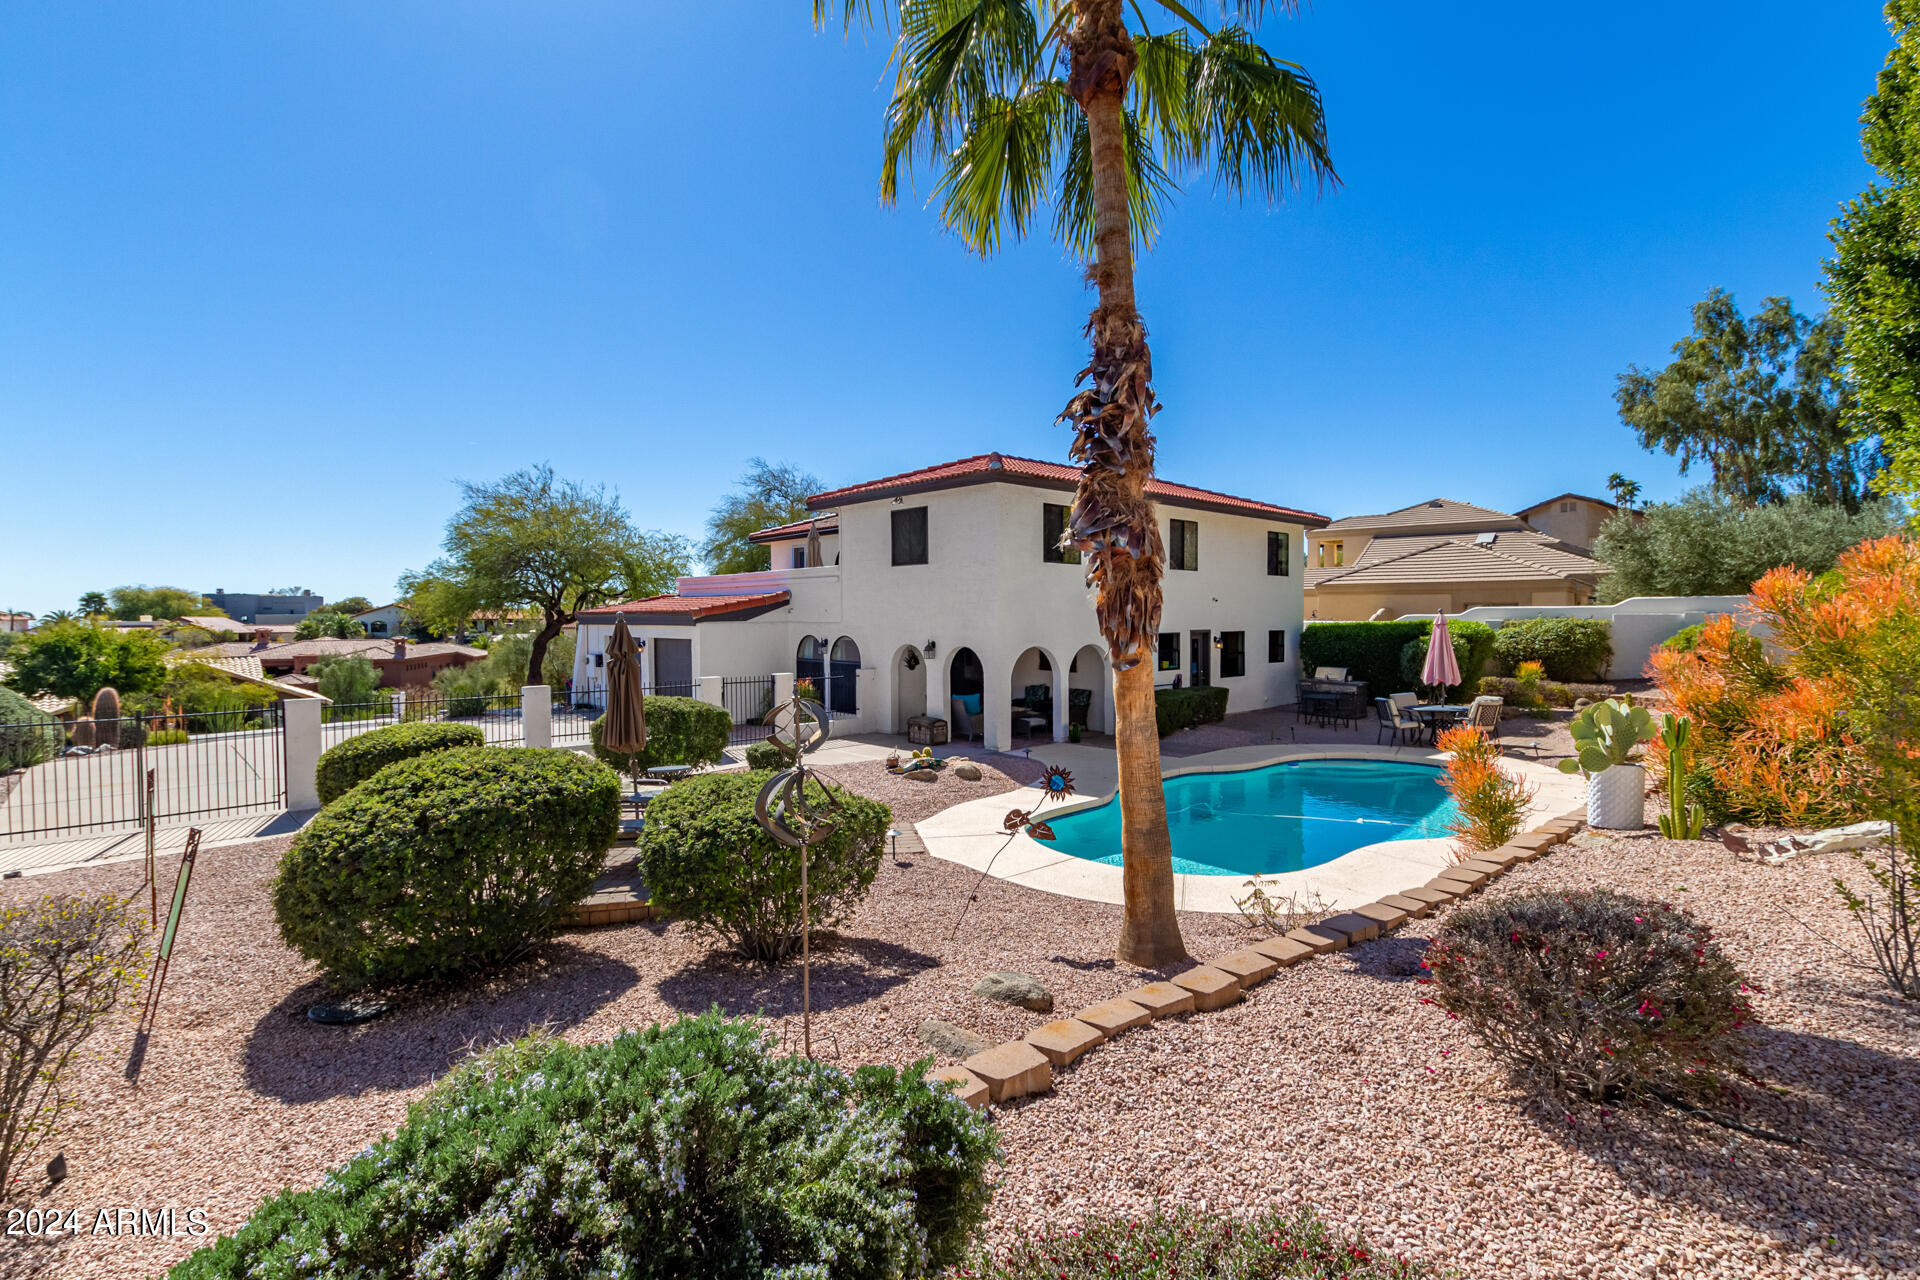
left=195, top=636, right=485, bottom=686
left=351, top=604, right=531, bottom=637
left=164, top=651, right=326, bottom=700
left=205, top=590, right=326, bottom=626
left=572, top=451, right=1327, bottom=753
left=1, top=613, right=32, bottom=632
left=1515, top=492, right=1618, bottom=551
left=0, top=662, right=76, bottom=716
left=1305, top=498, right=1606, bottom=620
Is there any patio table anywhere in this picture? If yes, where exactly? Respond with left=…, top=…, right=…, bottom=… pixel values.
left=1410, top=704, right=1470, bottom=745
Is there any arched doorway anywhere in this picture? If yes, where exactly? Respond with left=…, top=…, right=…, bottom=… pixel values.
left=1010, top=646, right=1060, bottom=743
left=828, top=636, right=861, bottom=715
left=1069, top=644, right=1107, bottom=734
left=947, top=646, right=984, bottom=742
left=893, top=644, right=926, bottom=733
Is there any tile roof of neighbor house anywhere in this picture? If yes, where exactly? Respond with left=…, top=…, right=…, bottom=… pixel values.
left=0, top=662, right=75, bottom=714
left=1517, top=492, right=1619, bottom=515
left=748, top=516, right=841, bottom=544
left=194, top=638, right=487, bottom=662
left=1319, top=498, right=1529, bottom=534
left=804, top=452, right=1330, bottom=526
left=575, top=592, right=793, bottom=622
left=1308, top=530, right=1606, bottom=589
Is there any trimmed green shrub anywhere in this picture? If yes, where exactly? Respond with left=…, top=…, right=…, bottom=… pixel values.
left=743, top=738, right=794, bottom=771
left=590, top=695, right=731, bottom=775
left=1661, top=622, right=1706, bottom=654
left=969, top=1205, right=1430, bottom=1279
left=1478, top=674, right=1613, bottom=709
left=639, top=770, right=890, bottom=964
left=314, top=721, right=484, bottom=805
left=1423, top=888, right=1752, bottom=1102
left=1155, top=685, right=1229, bottom=736
left=0, top=687, right=64, bottom=771
left=430, top=662, right=495, bottom=717
left=274, top=747, right=619, bottom=988
left=310, top=653, right=381, bottom=707
left=1394, top=619, right=1497, bottom=699
left=1300, top=619, right=1495, bottom=697
left=147, top=729, right=189, bottom=746
left=166, top=1011, right=997, bottom=1280
left=1490, top=617, right=1614, bottom=681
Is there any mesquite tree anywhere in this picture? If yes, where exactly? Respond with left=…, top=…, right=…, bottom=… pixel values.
left=817, top=0, right=1334, bottom=964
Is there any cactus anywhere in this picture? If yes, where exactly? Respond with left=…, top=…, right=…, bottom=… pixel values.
left=68, top=716, right=95, bottom=748
left=1556, top=697, right=1655, bottom=776
left=91, top=685, right=120, bottom=725
left=1656, top=712, right=1707, bottom=839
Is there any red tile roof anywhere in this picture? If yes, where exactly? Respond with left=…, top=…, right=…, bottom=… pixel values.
left=805, top=452, right=1329, bottom=526
left=748, top=516, right=840, bottom=544
left=575, top=592, right=791, bottom=622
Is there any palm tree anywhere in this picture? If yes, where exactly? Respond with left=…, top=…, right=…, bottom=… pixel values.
left=77, top=592, right=109, bottom=616
left=818, top=0, right=1334, bottom=965
left=1, top=608, right=31, bottom=633
left=38, top=610, right=76, bottom=625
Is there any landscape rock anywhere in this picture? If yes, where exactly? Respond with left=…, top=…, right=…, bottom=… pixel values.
left=974, top=970, right=1054, bottom=1012
left=952, top=761, right=983, bottom=781
left=917, top=1019, right=991, bottom=1060
left=904, top=768, right=938, bottom=783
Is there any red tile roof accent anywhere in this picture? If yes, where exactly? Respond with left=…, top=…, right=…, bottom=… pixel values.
left=748, top=516, right=840, bottom=544
left=575, top=592, right=791, bottom=622
left=805, top=452, right=1328, bottom=526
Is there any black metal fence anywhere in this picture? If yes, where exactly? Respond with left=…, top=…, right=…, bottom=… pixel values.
left=0, top=707, right=286, bottom=842
left=320, top=698, right=400, bottom=751
left=552, top=681, right=606, bottom=747
left=722, top=676, right=775, bottom=744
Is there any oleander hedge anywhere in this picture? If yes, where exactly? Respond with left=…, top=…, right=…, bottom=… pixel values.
left=313, top=721, right=483, bottom=805
left=1155, top=685, right=1229, bottom=736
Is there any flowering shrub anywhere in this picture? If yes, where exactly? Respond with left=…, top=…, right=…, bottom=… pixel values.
left=961, top=1206, right=1429, bottom=1279
left=1436, top=725, right=1535, bottom=858
left=274, top=747, right=619, bottom=988
left=313, top=721, right=483, bottom=805
left=1649, top=534, right=1920, bottom=824
left=167, top=1011, right=998, bottom=1280
left=1423, top=889, right=1752, bottom=1102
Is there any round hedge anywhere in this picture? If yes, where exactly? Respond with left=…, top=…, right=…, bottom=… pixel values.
left=314, top=721, right=484, bottom=804
left=165, top=1011, right=996, bottom=1280
left=1490, top=617, right=1614, bottom=682
left=1423, top=887, right=1751, bottom=1103
left=639, top=769, right=891, bottom=964
left=589, top=694, right=731, bottom=776
left=273, top=747, right=620, bottom=988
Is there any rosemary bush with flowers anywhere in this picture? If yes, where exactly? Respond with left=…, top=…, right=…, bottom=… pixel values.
left=960, top=1206, right=1429, bottom=1279
left=1423, top=889, right=1752, bottom=1103
left=168, top=1011, right=997, bottom=1280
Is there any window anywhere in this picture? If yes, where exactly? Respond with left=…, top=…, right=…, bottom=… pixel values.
left=791, top=547, right=806, bottom=569
left=1156, top=633, right=1179, bottom=671
left=1220, top=631, right=1246, bottom=678
left=1168, top=519, right=1199, bottom=571
left=1559, top=501, right=1575, bottom=513
left=1268, top=629, right=1286, bottom=663
left=1042, top=503, right=1082, bottom=564
left=891, top=507, right=928, bottom=565
left=1267, top=530, right=1290, bottom=576
left=1317, top=539, right=1344, bottom=568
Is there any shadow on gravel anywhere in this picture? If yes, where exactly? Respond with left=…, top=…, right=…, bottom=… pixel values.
left=656, top=935, right=940, bottom=1018
left=1525, top=1026, right=1920, bottom=1266
left=1341, top=934, right=1431, bottom=981
left=241, top=941, right=639, bottom=1103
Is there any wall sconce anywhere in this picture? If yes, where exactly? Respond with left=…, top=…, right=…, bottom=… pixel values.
left=922, top=639, right=936, bottom=658
left=1212, top=636, right=1223, bottom=650
left=892, top=496, right=906, bottom=505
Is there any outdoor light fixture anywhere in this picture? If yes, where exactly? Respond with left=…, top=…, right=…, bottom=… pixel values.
left=891, top=496, right=905, bottom=505
left=923, top=639, right=936, bottom=657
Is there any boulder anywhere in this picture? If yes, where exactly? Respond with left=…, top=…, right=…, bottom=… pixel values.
left=917, top=1019, right=991, bottom=1060
left=952, top=761, right=983, bottom=781
left=905, top=768, right=938, bottom=783
left=973, top=970, right=1054, bottom=1013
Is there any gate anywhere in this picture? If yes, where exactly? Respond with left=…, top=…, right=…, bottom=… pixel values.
left=722, top=676, right=775, bottom=744
left=0, top=707, right=287, bottom=843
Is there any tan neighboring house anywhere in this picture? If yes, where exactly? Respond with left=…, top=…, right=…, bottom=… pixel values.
left=196, top=636, right=486, bottom=687
left=1305, top=498, right=1607, bottom=620
left=1515, top=492, right=1618, bottom=551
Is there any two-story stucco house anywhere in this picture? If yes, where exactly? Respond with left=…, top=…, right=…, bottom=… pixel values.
left=570, top=452, right=1328, bottom=754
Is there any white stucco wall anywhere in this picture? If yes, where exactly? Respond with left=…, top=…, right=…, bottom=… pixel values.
left=1398, top=596, right=1749, bottom=680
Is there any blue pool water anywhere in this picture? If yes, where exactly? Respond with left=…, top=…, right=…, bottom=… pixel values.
left=1044, top=759, right=1457, bottom=877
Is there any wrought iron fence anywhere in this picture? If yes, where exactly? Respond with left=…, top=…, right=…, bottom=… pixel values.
left=320, top=698, right=401, bottom=751
left=722, top=676, right=776, bottom=744
left=0, top=707, right=286, bottom=842
left=552, top=681, right=606, bottom=747
left=651, top=681, right=698, bottom=700
left=390, top=690, right=526, bottom=745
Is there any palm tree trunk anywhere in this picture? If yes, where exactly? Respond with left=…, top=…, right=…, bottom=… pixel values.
left=1064, top=0, right=1186, bottom=967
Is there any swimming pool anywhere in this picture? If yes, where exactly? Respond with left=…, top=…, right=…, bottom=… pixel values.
left=1043, top=759, right=1458, bottom=877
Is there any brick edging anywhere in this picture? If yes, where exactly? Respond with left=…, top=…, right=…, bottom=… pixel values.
left=928, top=807, right=1589, bottom=1112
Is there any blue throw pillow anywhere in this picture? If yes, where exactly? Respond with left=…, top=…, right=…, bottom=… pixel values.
left=960, top=693, right=982, bottom=715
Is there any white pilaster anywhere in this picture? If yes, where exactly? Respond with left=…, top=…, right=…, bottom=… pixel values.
left=521, top=685, right=552, bottom=749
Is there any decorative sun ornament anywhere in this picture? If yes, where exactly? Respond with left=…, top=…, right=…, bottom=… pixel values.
left=997, top=764, right=1076, bottom=843
left=1040, top=764, right=1076, bottom=800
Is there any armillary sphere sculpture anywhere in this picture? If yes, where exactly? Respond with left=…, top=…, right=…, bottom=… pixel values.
left=753, top=694, right=837, bottom=1057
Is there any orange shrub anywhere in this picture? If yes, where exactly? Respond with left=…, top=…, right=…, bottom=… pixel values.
left=1649, top=535, right=1920, bottom=825
left=1437, top=725, right=1535, bottom=859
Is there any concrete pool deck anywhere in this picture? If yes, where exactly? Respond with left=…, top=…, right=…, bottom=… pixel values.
left=914, top=743, right=1586, bottom=913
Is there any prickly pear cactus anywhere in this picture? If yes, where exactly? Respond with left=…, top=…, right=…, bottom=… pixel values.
left=1656, top=713, right=1707, bottom=839
left=1557, top=697, right=1655, bottom=776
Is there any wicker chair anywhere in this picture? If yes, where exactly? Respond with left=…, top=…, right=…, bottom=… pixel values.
left=1466, top=695, right=1503, bottom=744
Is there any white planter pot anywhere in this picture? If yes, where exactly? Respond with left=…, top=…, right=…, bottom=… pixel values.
left=1587, top=764, right=1646, bottom=830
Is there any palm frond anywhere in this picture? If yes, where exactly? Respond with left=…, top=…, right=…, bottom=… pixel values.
left=935, top=81, right=1077, bottom=254
left=882, top=0, right=1044, bottom=205
left=1187, top=24, right=1335, bottom=200
left=1132, top=30, right=1197, bottom=165
left=1054, top=106, right=1175, bottom=259
left=813, top=0, right=882, bottom=34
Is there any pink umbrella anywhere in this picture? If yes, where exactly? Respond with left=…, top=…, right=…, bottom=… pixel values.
left=1421, top=611, right=1462, bottom=698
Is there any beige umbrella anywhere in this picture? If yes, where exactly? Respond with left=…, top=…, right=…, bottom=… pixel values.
left=805, top=516, right=824, bottom=568
left=601, top=614, right=647, bottom=756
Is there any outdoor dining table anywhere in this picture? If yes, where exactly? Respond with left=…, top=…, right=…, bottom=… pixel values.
left=642, top=764, right=694, bottom=784
left=1410, top=704, right=1470, bottom=745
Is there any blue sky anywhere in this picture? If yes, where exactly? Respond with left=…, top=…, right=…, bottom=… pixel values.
left=0, top=2, right=1894, bottom=615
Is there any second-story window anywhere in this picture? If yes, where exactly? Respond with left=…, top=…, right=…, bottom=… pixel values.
left=1042, top=503, right=1082, bottom=564
left=1267, top=530, right=1290, bottom=576
left=891, top=507, right=928, bottom=566
left=1168, top=519, right=1199, bottom=571
left=1317, top=539, right=1344, bottom=568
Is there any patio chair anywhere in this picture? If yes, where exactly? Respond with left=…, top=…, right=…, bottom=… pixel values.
left=1466, top=695, right=1503, bottom=742
left=1374, top=697, right=1419, bottom=746
left=949, top=695, right=981, bottom=743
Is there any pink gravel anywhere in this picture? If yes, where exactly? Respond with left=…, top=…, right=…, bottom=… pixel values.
left=2, top=776, right=1914, bottom=1279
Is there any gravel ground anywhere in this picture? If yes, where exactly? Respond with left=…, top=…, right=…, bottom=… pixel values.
left=2, top=778, right=1913, bottom=1279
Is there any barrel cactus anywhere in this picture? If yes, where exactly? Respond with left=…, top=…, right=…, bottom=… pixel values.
left=68, top=716, right=95, bottom=748
left=1556, top=698, right=1654, bottom=776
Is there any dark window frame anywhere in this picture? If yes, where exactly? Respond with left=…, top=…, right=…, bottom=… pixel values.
left=890, top=507, right=929, bottom=566
left=1156, top=633, right=1179, bottom=671
left=1267, top=530, right=1290, bottom=577
left=1042, top=502, right=1082, bottom=564
left=1268, top=629, right=1286, bottom=663
left=1168, top=518, right=1199, bottom=571
left=1220, top=630, right=1246, bottom=678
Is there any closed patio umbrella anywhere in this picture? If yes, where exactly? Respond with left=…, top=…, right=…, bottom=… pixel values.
left=1421, top=611, right=1462, bottom=699
left=805, top=517, right=824, bottom=569
left=601, top=614, right=647, bottom=756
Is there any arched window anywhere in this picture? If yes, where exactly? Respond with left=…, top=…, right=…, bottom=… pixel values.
left=797, top=636, right=824, bottom=664
left=830, top=636, right=861, bottom=665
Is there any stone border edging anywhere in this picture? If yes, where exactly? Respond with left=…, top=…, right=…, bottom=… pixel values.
left=926, top=807, right=1589, bottom=1113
